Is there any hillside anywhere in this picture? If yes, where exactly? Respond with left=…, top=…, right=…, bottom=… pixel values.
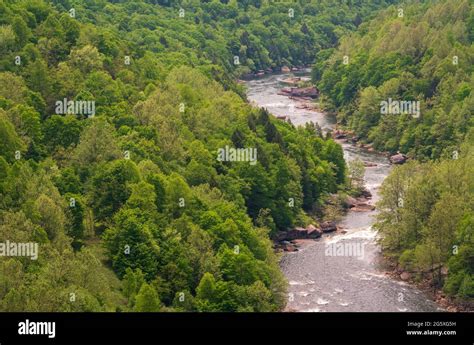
left=313, top=0, right=473, bottom=160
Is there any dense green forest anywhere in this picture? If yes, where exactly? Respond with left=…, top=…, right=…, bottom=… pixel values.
left=0, top=0, right=402, bottom=311
left=313, top=0, right=473, bottom=160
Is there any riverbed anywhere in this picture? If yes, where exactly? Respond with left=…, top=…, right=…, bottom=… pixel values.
left=245, top=72, right=442, bottom=312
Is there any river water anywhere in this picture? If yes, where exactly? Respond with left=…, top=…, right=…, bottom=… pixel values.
left=245, top=72, right=441, bottom=312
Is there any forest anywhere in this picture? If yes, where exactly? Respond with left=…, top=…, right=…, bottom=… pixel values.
left=0, top=0, right=472, bottom=312
left=312, top=0, right=473, bottom=160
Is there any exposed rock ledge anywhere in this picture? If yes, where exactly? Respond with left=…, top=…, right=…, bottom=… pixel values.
left=279, top=86, right=319, bottom=98
left=274, top=221, right=340, bottom=252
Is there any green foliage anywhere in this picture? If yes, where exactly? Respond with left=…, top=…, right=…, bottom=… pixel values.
left=103, top=208, right=160, bottom=280
left=375, top=135, right=474, bottom=302
left=89, top=160, right=140, bottom=225
left=65, top=193, right=86, bottom=247
left=42, top=115, right=83, bottom=150
left=444, top=214, right=474, bottom=299
left=314, top=0, right=474, bottom=159
left=134, top=283, right=161, bottom=312
left=122, top=268, right=145, bottom=306
left=196, top=272, right=217, bottom=302
left=348, top=158, right=365, bottom=192
left=0, top=110, right=25, bottom=163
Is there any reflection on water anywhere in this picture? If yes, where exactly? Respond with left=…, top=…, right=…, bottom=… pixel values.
left=245, top=73, right=441, bottom=312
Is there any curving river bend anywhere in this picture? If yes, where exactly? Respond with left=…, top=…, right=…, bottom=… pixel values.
left=245, top=72, right=442, bottom=312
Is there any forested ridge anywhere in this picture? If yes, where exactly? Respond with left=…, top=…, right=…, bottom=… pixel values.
left=313, top=0, right=473, bottom=160
left=0, top=0, right=398, bottom=311
left=312, top=0, right=473, bottom=304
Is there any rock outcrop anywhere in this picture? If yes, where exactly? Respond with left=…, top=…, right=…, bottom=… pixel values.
left=390, top=153, right=407, bottom=164
left=306, top=224, right=323, bottom=239
left=280, top=86, right=318, bottom=98
left=320, top=221, right=337, bottom=233
left=275, top=224, right=323, bottom=241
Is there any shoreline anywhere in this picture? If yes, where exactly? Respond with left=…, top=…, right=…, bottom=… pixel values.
left=384, top=259, right=473, bottom=312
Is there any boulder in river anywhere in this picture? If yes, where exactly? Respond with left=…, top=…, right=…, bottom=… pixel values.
left=281, top=86, right=319, bottom=98
left=276, top=225, right=323, bottom=240
left=281, top=241, right=298, bottom=252
left=306, top=224, right=322, bottom=239
left=320, top=221, right=337, bottom=233
left=280, top=77, right=302, bottom=85
left=281, top=66, right=291, bottom=73
left=390, top=153, right=407, bottom=164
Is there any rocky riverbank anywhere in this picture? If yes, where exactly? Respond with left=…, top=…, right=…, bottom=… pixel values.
left=385, top=262, right=473, bottom=312
left=332, top=129, right=409, bottom=164
left=274, top=186, right=375, bottom=253
left=279, top=86, right=319, bottom=99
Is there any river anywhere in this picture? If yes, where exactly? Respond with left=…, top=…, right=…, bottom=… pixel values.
left=245, top=72, right=442, bottom=312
